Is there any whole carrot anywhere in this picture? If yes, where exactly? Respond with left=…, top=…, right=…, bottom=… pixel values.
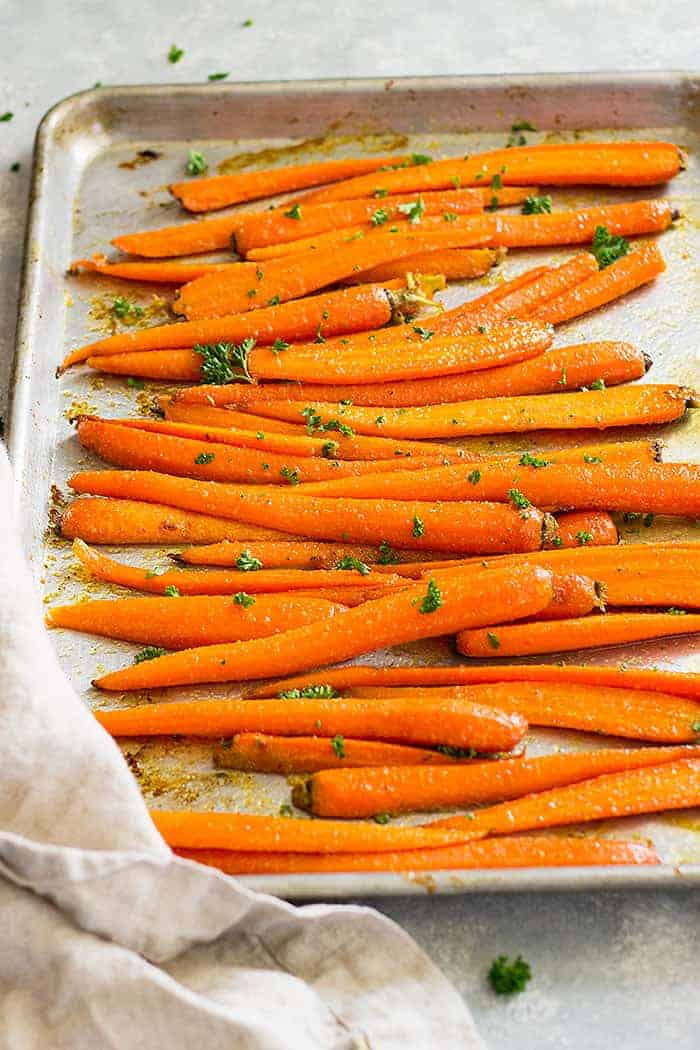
left=457, top=611, right=700, bottom=657
left=349, top=247, right=501, bottom=283
left=69, top=257, right=235, bottom=283
left=113, top=213, right=250, bottom=258
left=297, top=745, right=700, bottom=817
left=176, top=836, right=659, bottom=875
left=546, top=511, right=618, bottom=549
left=92, top=562, right=554, bottom=690
left=213, top=733, right=481, bottom=774
left=177, top=540, right=452, bottom=569
left=46, top=592, right=346, bottom=648
left=97, top=692, right=530, bottom=752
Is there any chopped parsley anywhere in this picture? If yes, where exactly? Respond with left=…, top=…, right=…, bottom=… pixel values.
left=583, top=453, right=603, bottom=464
left=576, top=530, right=593, bottom=546
left=377, top=540, right=399, bottom=565
left=508, top=488, right=531, bottom=510
left=242, top=18, right=253, bottom=26
left=467, top=469, right=481, bottom=485
left=195, top=339, right=256, bottom=384
left=522, top=194, right=552, bottom=214
left=487, top=631, right=501, bottom=650
left=0, top=112, right=13, bottom=122
left=233, top=591, right=256, bottom=607
left=419, top=578, right=443, bottom=614
left=208, top=72, right=230, bottom=81
left=488, top=954, right=531, bottom=995
left=321, top=440, right=339, bottom=458
left=373, top=187, right=389, bottom=198
left=167, top=44, right=184, bottom=63
left=186, top=149, right=208, bottom=176
left=270, top=337, right=289, bottom=354
left=443, top=211, right=458, bottom=222
left=412, top=325, right=435, bottom=341
left=374, top=415, right=386, bottom=426
left=267, top=294, right=281, bottom=306
left=519, top=452, right=550, bottom=468
left=112, top=296, right=144, bottom=321
left=412, top=514, right=425, bottom=538
left=667, top=607, right=688, bottom=616
left=284, top=203, right=302, bottom=220
left=643, top=513, right=655, bottom=528
left=278, top=684, right=338, bottom=699
left=434, top=744, right=478, bottom=759
left=134, top=646, right=166, bottom=663
left=550, top=535, right=563, bottom=548
left=163, top=585, right=181, bottom=597
left=126, top=377, right=145, bottom=390
left=10, top=162, right=20, bottom=172
left=278, top=803, right=293, bottom=817
left=506, top=120, right=536, bottom=148
left=409, top=153, right=432, bottom=165
left=558, top=367, right=568, bottom=387
left=490, top=173, right=503, bottom=191
left=331, top=734, right=346, bottom=759
left=397, top=195, right=425, bottom=224
left=335, top=555, right=371, bottom=576
left=371, top=207, right=389, bottom=226
left=280, top=466, right=299, bottom=485
left=194, top=451, right=215, bottom=464
left=591, top=225, right=630, bottom=269
left=373, top=812, right=391, bottom=824
left=235, top=549, right=263, bottom=572
left=589, top=377, right=606, bottom=390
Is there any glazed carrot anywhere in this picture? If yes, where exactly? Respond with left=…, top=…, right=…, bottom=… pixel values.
left=242, top=222, right=438, bottom=260
left=169, top=154, right=412, bottom=212
left=350, top=683, right=700, bottom=744
left=72, top=539, right=401, bottom=595
left=303, top=142, right=683, bottom=204
left=296, top=458, right=700, bottom=517
left=433, top=758, right=700, bottom=837
left=253, top=663, right=700, bottom=701
left=69, top=256, right=234, bottom=283
left=92, top=562, right=554, bottom=690
left=177, top=540, right=452, bottom=569
left=46, top=592, right=347, bottom=648
left=534, top=241, right=666, bottom=325
left=240, top=384, right=691, bottom=439
left=349, top=248, right=501, bottom=283
left=162, top=400, right=308, bottom=432
left=176, top=836, right=659, bottom=874
left=298, top=745, right=700, bottom=817
left=174, top=228, right=492, bottom=319
left=113, top=214, right=249, bottom=258
left=546, top=511, right=618, bottom=550
left=456, top=612, right=700, bottom=657
left=535, top=572, right=599, bottom=620
left=60, top=281, right=411, bottom=369
left=59, top=497, right=297, bottom=545
left=483, top=252, right=600, bottom=316
left=213, top=733, right=482, bottom=773
left=597, top=571, right=700, bottom=610
left=289, top=585, right=403, bottom=607
left=97, top=691, right=530, bottom=751
left=76, top=417, right=436, bottom=484
left=87, top=349, right=203, bottom=382
left=447, top=541, right=700, bottom=576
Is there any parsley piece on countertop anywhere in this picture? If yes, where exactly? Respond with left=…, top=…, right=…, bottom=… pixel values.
left=194, top=339, right=255, bottom=384
left=280, top=466, right=299, bottom=485
left=270, top=337, right=289, bottom=354
left=506, top=120, right=535, bottom=148
left=233, top=591, right=256, bottom=607
left=235, top=549, right=263, bottom=572
left=410, top=153, right=432, bottom=165
left=508, top=488, right=531, bottom=510
left=0, top=112, right=13, bottom=122
left=10, top=161, right=20, bottom=172
left=242, top=18, right=253, bottom=26
left=126, top=377, right=145, bottom=390
left=522, top=194, right=552, bottom=214
left=488, top=954, right=531, bottom=995
left=412, top=514, right=425, bottom=538
left=284, top=203, right=302, bottom=220
left=487, top=631, right=501, bottom=650
left=112, top=296, right=144, bottom=321
left=335, top=555, right=371, bottom=576
left=591, top=225, right=629, bottom=269
left=186, top=149, right=208, bottom=175
left=278, top=685, right=338, bottom=699
left=168, top=44, right=184, bottom=63
left=163, top=585, right=181, bottom=597
left=371, top=207, right=389, bottom=226
left=194, top=451, right=215, bottom=464
left=576, top=530, right=593, bottom=546
left=377, top=540, right=399, bottom=565
left=208, top=72, right=229, bottom=81
left=331, top=735, right=346, bottom=759
left=134, top=646, right=166, bottom=663
left=418, top=578, right=442, bottom=614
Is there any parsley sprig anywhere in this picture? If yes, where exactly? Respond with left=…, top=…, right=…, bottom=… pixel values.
left=195, top=339, right=256, bottom=384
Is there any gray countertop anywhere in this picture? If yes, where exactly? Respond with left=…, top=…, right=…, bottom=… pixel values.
left=1, top=1, right=699, bottom=1045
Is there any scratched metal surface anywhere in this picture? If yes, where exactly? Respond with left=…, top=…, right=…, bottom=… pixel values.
left=9, top=75, right=700, bottom=897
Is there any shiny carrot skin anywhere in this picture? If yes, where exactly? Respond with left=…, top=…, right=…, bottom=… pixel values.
left=169, top=154, right=411, bottom=212
left=546, top=511, right=618, bottom=549
left=46, top=592, right=346, bottom=648
left=482, top=252, right=599, bottom=316
left=61, top=281, right=407, bottom=369
left=433, top=758, right=700, bottom=837
left=601, top=571, right=700, bottom=609
left=176, top=836, right=659, bottom=874
left=349, top=248, right=501, bottom=283
left=457, top=612, right=700, bottom=657
left=174, top=228, right=492, bottom=319
left=299, top=745, right=700, bottom=817
left=69, top=257, right=234, bottom=283
left=205, top=340, right=648, bottom=408
left=88, top=349, right=204, bottom=382
left=303, top=142, right=683, bottom=204
left=72, top=539, right=401, bottom=595
left=533, top=241, right=666, bottom=326
left=177, top=540, right=453, bottom=569
left=252, top=663, right=700, bottom=701
left=536, top=572, right=599, bottom=620
left=113, top=213, right=250, bottom=258
left=92, top=562, right=553, bottom=690
left=97, top=692, right=530, bottom=752
left=213, top=733, right=480, bottom=773
left=239, top=384, right=691, bottom=439
left=59, top=497, right=298, bottom=545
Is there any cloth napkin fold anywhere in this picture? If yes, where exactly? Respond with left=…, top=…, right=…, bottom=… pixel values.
left=0, top=447, right=484, bottom=1049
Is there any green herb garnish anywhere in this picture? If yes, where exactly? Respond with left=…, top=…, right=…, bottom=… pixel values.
left=233, top=591, right=256, bottom=607
left=576, top=530, right=593, bottom=546
left=583, top=453, right=602, bottom=463
left=168, top=44, right=184, bottom=63
left=377, top=540, right=399, bottom=565
left=126, top=377, right=145, bottom=390
left=280, top=466, right=299, bottom=485
left=186, top=149, right=208, bottom=175
left=235, top=549, right=263, bottom=572
left=522, top=194, right=552, bottom=214
left=194, top=451, right=215, bottom=464
left=412, top=514, right=425, bottom=538
left=371, top=207, right=389, bottom=226
left=419, top=578, right=443, bottom=614
left=208, top=72, right=229, bottom=81
left=112, top=296, right=144, bottom=321
left=508, top=488, right=531, bottom=510
left=194, top=338, right=255, bottom=384
left=488, top=954, right=531, bottom=995
left=591, top=225, right=630, bottom=269
left=163, top=585, right=180, bottom=597
left=284, top=203, right=302, bottom=220
left=335, top=555, right=371, bottom=576
left=397, top=195, right=425, bottom=224
left=331, top=735, right=346, bottom=759
left=519, top=452, right=550, bottom=468
left=278, top=685, right=338, bottom=699
left=412, top=325, right=434, bottom=341
left=487, top=631, right=501, bottom=650
left=134, top=646, right=166, bottom=663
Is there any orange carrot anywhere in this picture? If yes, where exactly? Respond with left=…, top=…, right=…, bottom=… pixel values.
left=534, top=241, right=666, bottom=325
left=203, top=340, right=648, bottom=408
left=92, top=562, right=554, bottom=690
left=174, top=228, right=492, bottom=319
left=88, top=349, right=203, bottom=382
left=253, top=663, right=700, bottom=702
left=69, top=256, right=234, bottom=283
left=113, top=214, right=250, bottom=258
left=60, top=282, right=411, bottom=370
left=169, top=154, right=413, bottom=212
left=176, top=836, right=659, bottom=874
left=449, top=540, right=700, bottom=576
left=456, top=611, right=700, bottom=657
left=238, top=384, right=692, bottom=439
left=546, top=511, right=618, bottom=550
left=432, top=758, right=700, bottom=837
left=288, top=585, right=403, bottom=607
left=97, top=691, right=530, bottom=752
left=59, top=497, right=298, bottom=545
left=176, top=540, right=452, bottom=569
left=600, top=571, right=700, bottom=609
left=479, top=252, right=600, bottom=317
left=72, top=539, right=401, bottom=595
left=349, top=247, right=501, bottom=283
left=536, top=572, right=599, bottom=620
left=46, top=592, right=347, bottom=648
left=213, top=733, right=482, bottom=773
left=297, top=744, right=700, bottom=817
left=303, top=142, right=683, bottom=204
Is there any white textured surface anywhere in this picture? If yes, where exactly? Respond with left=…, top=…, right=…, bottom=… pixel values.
left=1, top=2, right=699, bottom=1047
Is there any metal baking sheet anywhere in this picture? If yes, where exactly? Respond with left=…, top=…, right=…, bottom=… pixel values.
left=9, top=73, right=700, bottom=898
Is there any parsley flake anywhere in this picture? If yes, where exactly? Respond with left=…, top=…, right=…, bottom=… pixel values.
left=270, top=337, right=289, bottom=355
left=591, top=225, right=630, bottom=269
left=488, top=954, right=531, bottom=995
left=208, top=72, right=229, bottom=81
left=371, top=207, right=389, bottom=226
left=126, top=377, right=145, bottom=390
left=419, top=578, right=442, bottom=614
left=168, top=44, right=184, bottom=63
left=522, top=194, right=552, bottom=214
left=233, top=592, right=256, bottom=608
left=508, top=488, right=531, bottom=510
left=576, top=530, right=593, bottom=546
left=331, top=734, right=346, bottom=759
left=487, top=631, right=501, bottom=650
left=235, top=549, right=263, bottom=572
left=412, top=514, right=425, bottom=538
left=377, top=540, right=399, bottom=565
left=278, top=685, right=338, bottom=699
left=194, top=451, right=215, bottom=464
left=134, top=646, right=166, bottom=663
left=583, top=453, right=602, bottom=464
left=0, top=112, right=13, bottom=122
left=412, top=325, right=434, bottom=341
left=590, top=377, right=606, bottom=390
left=467, top=469, right=482, bottom=485
left=186, top=149, right=208, bottom=175
left=519, top=452, right=550, bottom=468
left=163, top=585, right=181, bottom=597
left=284, top=203, right=302, bottom=220
left=335, top=555, right=371, bottom=576
left=373, top=812, right=391, bottom=824
left=280, top=466, right=299, bottom=485
left=443, top=211, right=458, bottom=222
left=194, top=339, right=256, bottom=385
left=397, top=195, right=425, bottom=224
left=112, top=296, right=144, bottom=321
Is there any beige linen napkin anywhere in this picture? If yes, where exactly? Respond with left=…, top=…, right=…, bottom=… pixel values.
left=0, top=447, right=484, bottom=1049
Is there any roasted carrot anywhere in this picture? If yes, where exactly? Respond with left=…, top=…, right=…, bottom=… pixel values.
left=457, top=611, right=700, bottom=657
left=176, top=836, right=659, bottom=874
left=253, top=663, right=700, bottom=701
left=169, top=154, right=412, bottom=212
left=238, top=384, right=691, bottom=439
left=535, top=572, right=600, bottom=620
left=59, top=497, right=298, bottom=545
left=349, top=248, right=501, bottom=283
left=600, top=571, right=700, bottom=609
left=113, top=214, right=249, bottom=259
left=213, top=733, right=482, bottom=774
left=533, top=241, right=666, bottom=325
left=97, top=692, right=530, bottom=752
left=88, top=349, right=203, bottom=382
left=46, top=592, right=347, bottom=648
left=206, top=340, right=648, bottom=407
left=480, top=252, right=599, bottom=316
left=546, top=511, right=618, bottom=549
left=177, top=540, right=453, bottom=569
left=451, top=541, right=700, bottom=576
left=69, top=256, right=234, bottom=283
left=297, top=744, right=700, bottom=817
left=75, top=417, right=437, bottom=485
left=289, top=585, right=403, bottom=607
left=60, top=281, right=412, bottom=370
left=303, top=142, right=683, bottom=204
left=92, top=562, right=554, bottom=690
left=432, top=758, right=700, bottom=837
left=349, top=683, right=700, bottom=744
left=72, top=539, right=401, bottom=595
left=174, top=228, right=492, bottom=319
left=295, top=458, right=700, bottom=517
